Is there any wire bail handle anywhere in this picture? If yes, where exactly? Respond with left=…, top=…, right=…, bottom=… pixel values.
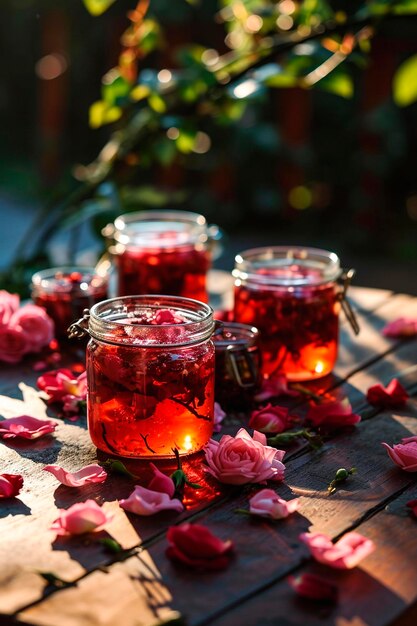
left=67, top=309, right=90, bottom=340
left=339, top=268, right=360, bottom=335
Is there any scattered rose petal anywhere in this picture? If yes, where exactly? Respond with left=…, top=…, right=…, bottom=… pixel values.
left=402, top=436, right=417, bottom=444
left=307, top=399, right=361, bottom=430
left=255, top=374, right=299, bottom=402
left=288, top=573, right=338, bottom=602
left=0, top=415, right=57, bottom=440
left=0, top=473, right=24, bottom=498
left=154, top=309, right=184, bottom=325
left=406, top=499, right=417, bottom=518
left=50, top=500, right=112, bottom=535
left=204, top=428, right=285, bottom=485
left=249, top=488, right=299, bottom=519
left=43, top=464, right=108, bottom=487
left=367, top=378, right=409, bottom=408
left=382, top=317, right=417, bottom=337
left=37, top=369, right=87, bottom=415
left=166, top=523, right=233, bottom=570
left=381, top=441, right=417, bottom=472
left=213, top=402, right=226, bottom=433
left=119, top=485, right=183, bottom=516
left=300, top=531, right=375, bottom=569
left=148, top=463, right=175, bottom=498
left=249, top=404, right=291, bottom=434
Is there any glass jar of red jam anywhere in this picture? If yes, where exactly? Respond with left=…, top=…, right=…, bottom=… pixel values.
left=83, top=295, right=215, bottom=458
left=233, top=247, right=346, bottom=381
left=213, top=322, right=261, bottom=410
left=104, top=210, right=221, bottom=303
left=31, top=267, right=108, bottom=340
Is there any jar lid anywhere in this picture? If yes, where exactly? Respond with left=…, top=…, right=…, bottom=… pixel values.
left=111, top=210, right=209, bottom=248
left=233, top=246, right=341, bottom=287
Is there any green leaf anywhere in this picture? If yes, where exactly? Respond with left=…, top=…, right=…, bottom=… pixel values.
left=265, top=74, right=298, bottom=88
left=98, top=538, right=123, bottom=553
left=393, top=54, right=417, bottom=106
left=148, top=93, right=167, bottom=113
left=83, top=0, right=117, bottom=16
left=102, top=73, right=131, bottom=107
left=38, top=571, right=68, bottom=588
left=89, top=101, right=122, bottom=129
left=175, top=129, right=196, bottom=153
left=101, top=459, right=136, bottom=478
left=319, top=72, right=354, bottom=98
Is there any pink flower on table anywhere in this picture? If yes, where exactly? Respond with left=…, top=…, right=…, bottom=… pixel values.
left=0, top=415, right=57, bottom=440
left=0, top=326, right=29, bottom=364
left=213, top=402, right=226, bottom=433
left=50, top=500, right=112, bottom=536
left=381, top=440, right=417, bottom=472
left=288, top=573, right=338, bottom=602
left=43, top=464, right=107, bottom=487
left=406, top=499, right=417, bottom=518
left=0, top=290, right=19, bottom=327
left=37, top=369, right=87, bottom=415
left=367, top=379, right=409, bottom=408
left=0, top=473, right=24, bottom=498
left=204, top=428, right=285, bottom=485
left=382, top=317, right=417, bottom=337
left=249, top=404, right=291, bottom=434
left=307, top=399, right=361, bottom=430
left=148, top=463, right=175, bottom=498
left=119, top=485, right=183, bottom=516
left=10, top=304, right=54, bottom=353
left=300, top=531, right=375, bottom=569
left=255, top=374, right=299, bottom=402
left=166, top=523, right=234, bottom=571
left=249, top=489, right=299, bottom=519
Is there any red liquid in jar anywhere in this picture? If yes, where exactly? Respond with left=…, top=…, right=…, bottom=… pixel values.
left=234, top=265, right=339, bottom=381
left=117, top=240, right=210, bottom=302
left=87, top=310, right=215, bottom=457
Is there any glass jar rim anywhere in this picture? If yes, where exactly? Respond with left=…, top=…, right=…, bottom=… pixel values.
left=31, top=266, right=108, bottom=294
left=233, top=246, right=341, bottom=287
left=112, top=209, right=209, bottom=248
left=88, top=294, right=214, bottom=347
left=213, top=322, right=259, bottom=350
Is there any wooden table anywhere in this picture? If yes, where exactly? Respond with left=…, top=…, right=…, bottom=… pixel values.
left=2, top=286, right=417, bottom=626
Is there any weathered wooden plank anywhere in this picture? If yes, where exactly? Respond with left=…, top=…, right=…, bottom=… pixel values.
left=17, top=408, right=417, bottom=626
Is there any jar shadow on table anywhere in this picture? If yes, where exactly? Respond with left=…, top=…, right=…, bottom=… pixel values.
left=0, top=499, right=31, bottom=518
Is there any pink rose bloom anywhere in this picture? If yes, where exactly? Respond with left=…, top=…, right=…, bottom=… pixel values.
left=204, top=428, right=285, bottom=485
left=214, top=402, right=226, bottom=433
left=148, top=463, right=175, bottom=498
left=51, top=500, right=112, bottom=536
left=0, top=473, right=24, bottom=498
left=307, top=399, right=361, bottom=430
left=381, top=440, right=417, bottom=472
left=0, top=326, right=29, bottom=364
left=0, top=415, right=57, bottom=440
left=300, top=531, right=375, bottom=569
left=255, top=374, right=299, bottom=402
left=288, top=573, right=338, bottom=602
left=366, top=378, right=409, bottom=408
left=249, top=488, right=299, bottom=519
left=382, top=317, right=417, bottom=337
left=10, top=304, right=54, bottom=352
left=43, top=464, right=108, bottom=487
left=249, top=404, right=291, bottom=434
left=119, top=485, right=183, bottom=516
left=0, top=290, right=19, bottom=326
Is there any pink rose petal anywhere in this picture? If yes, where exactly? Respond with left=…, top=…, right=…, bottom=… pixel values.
left=43, top=464, right=108, bottom=487
left=119, top=485, right=183, bottom=516
left=255, top=374, right=299, bottom=402
left=0, top=415, right=57, bottom=440
left=50, top=500, right=112, bottom=535
left=382, top=317, right=417, bottom=337
left=382, top=441, right=417, bottom=472
left=300, top=531, right=375, bottom=569
left=0, top=473, right=24, bottom=498
left=148, top=463, right=175, bottom=498
left=249, top=488, right=299, bottom=519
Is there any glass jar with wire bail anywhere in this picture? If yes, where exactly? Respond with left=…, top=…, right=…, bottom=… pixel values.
left=69, top=295, right=216, bottom=458
left=233, top=247, right=359, bottom=382
left=103, top=210, right=222, bottom=303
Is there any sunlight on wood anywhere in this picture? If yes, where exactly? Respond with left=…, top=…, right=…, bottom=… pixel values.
left=0, top=383, right=52, bottom=420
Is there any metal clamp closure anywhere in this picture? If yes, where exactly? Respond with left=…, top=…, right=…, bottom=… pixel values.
left=338, top=268, right=360, bottom=335
left=226, top=346, right=259, bottom=388
left=67, top=309, right=91, bottom=340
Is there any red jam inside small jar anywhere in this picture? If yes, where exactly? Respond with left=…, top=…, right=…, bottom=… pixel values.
left=233, top=247, right=342, bottom=381
left=106, top=211, right=213, bottom=302
left=86, top=296, right=215, bottom=458
left=213, top=322, right=261, bottom=410
left=32, top=267, right=108, bottom=340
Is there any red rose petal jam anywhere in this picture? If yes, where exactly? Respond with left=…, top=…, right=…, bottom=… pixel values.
left=31, top=267, right=108, bottom=339
left=86, top=297, right=215, bottom=458
left=233, top=247, right=342, bottom=381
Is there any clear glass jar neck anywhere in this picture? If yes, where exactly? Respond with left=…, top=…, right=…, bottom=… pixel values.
left=111, top=210, right=209, bottom=249
left=88, top=295, right=214, bottom=347
left=31, top=266, right=108, bottom=296
left=214, top=322, right=259, bottom=351
left=233, top=246, right=341, bottom=287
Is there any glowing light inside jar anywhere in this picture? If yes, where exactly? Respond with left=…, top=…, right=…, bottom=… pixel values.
left=315, top=361, right=324, bottom=374
left=183, top=435, right=193, bottom=452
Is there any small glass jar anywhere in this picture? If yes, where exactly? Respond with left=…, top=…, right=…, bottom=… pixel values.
left=103, top=210, right=222, bottom=303
left=31, top=267, right=108, bottom=340
left=80, top=295, right=215, bottom=458
left=233, top=247, right=346, bottom=381
left=213, top=322, right=261, bottom=410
